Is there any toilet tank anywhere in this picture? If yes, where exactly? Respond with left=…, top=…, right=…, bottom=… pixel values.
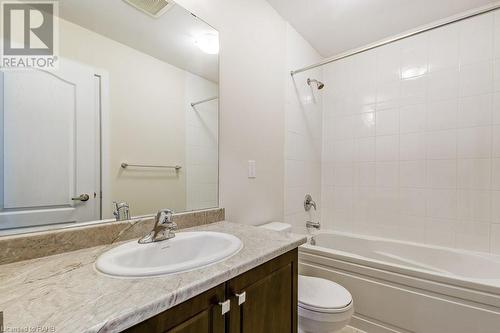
left=259, top=222, right=292, bottom=233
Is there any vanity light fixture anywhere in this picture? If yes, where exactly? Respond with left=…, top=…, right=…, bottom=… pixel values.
left=194, top=32, right=219, bottom=55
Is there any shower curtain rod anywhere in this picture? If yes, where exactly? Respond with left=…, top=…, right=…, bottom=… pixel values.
left=191, top=96, right=218, bottom=107
left=290, top=2, right=500, bottom=76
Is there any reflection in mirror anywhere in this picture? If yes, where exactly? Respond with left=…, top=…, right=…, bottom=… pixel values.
left=0, top=0, right=219, bottom=232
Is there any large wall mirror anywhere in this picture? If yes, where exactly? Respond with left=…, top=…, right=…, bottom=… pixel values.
left=0, top=0, right=219, bottom=232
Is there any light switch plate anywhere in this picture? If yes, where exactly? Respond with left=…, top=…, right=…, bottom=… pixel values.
left=248, top=160, right=256, bottom=178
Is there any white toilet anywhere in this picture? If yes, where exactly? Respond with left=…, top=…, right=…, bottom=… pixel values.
left=298, top=275, right=353, bottom=333
left=259, top=222, right=354, bottom=333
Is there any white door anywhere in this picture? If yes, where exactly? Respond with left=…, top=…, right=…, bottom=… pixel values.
left=0, top=58, right=100, bottom=230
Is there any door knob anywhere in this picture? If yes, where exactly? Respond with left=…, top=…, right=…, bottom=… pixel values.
left=72, top=194, right=90, bottom=202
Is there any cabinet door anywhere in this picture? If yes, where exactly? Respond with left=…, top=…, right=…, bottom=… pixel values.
left=123, top=284, right=225, bottom=333
left=227, top=249, right=298, bottom=333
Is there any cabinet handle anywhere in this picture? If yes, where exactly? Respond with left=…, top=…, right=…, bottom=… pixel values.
left=235, top=291, right=246, bottom=306
left=219, top=299, right=231, bottom=315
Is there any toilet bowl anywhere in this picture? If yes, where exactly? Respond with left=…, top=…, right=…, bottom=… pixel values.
left=298, top=275, right=354, bottom=333
left=258, top=222, right=354, bottom=333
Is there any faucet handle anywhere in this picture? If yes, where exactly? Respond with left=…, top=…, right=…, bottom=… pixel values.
left=139, top=209, right=176, bottom=244
left=155, top=208, right=174, bottom=225
left=304, top=194, right=317, bottom=211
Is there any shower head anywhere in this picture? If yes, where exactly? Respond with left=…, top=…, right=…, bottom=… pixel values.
left=307, top=78, right=325, bottom=90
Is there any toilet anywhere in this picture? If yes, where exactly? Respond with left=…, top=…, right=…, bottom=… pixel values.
left=298, top=275, right=353, bottom=333
left=259, top=222, right=354, bottom=333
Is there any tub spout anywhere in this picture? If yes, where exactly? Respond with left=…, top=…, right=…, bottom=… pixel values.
left=306, top=221, right=321, bottom=230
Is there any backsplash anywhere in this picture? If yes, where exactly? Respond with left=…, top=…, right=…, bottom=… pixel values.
left=0, top=208, right=224, bottom=265
left=321, top=10, right=500, bottom=253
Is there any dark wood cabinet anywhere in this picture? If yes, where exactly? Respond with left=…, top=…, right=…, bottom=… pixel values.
left=122, top=249, right=298, bottom=333
left=226, top=249, right=298, bottom=333
left=124, top=284, right=225, bottom=333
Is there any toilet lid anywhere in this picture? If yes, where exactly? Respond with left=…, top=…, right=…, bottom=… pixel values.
left=298, top=275, right=352, bottom=312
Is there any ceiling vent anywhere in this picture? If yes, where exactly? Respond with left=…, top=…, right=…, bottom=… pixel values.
left=123, top=0, right=175, bottom=18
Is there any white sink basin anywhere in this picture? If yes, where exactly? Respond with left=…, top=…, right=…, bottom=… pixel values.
left=95, top=231, right=242, bottom=277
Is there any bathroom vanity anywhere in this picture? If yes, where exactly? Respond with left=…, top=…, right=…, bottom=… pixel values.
left=0, top=221, right=306, bottom=333
left=124, top=249, right=298, bottom=333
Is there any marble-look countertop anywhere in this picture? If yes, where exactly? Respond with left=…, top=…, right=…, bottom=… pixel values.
left=0, top=221, right=306, bottom=333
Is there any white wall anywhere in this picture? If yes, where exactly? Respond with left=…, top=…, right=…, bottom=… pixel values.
left=322, top=9, right=500, bottom=254
left=185, top=73, right=219, bottom=210
left=60, top=19, right=217, bottom=217
left=175, top=0, right=288, bottom=224
left=284, top=24, right=323, bottom=233
left=60, top=19, right=186, bottom=217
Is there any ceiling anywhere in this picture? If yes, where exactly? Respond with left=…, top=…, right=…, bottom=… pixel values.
left=267, top=0, right=498, bottom=57
left=59, top=0, right=219, bottom=82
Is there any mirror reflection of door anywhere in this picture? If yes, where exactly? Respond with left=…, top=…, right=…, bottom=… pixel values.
left=0, top=59, right=101, bottom=229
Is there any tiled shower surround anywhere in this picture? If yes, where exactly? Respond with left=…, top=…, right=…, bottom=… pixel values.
left=321, top=10, right=500, bottom=253
left=285, top=24, right=323, bottom=233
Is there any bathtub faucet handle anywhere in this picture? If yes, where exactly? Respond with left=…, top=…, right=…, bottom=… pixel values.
left=304, top=194, right=317, bottom=211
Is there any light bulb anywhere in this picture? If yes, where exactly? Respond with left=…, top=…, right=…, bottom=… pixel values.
left=194, top=33, right=219, bottom=55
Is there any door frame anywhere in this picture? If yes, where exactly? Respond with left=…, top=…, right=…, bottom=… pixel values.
left=94, top=69, right=110, bottom=220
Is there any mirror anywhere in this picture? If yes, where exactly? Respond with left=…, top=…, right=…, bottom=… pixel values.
left=0, top=0, right=219, bottom=231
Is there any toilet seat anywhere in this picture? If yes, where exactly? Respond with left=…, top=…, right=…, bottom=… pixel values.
left=299, top=302, right=352, bottom=314
left=298, top=275, right=354, bottom=333
left=298, top=275, right=352, bottom=314
left=298, top=302, right=354, bottom=323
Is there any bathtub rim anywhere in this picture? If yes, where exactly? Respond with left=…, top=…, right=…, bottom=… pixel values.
left=300, top=230, right=500, bottom=297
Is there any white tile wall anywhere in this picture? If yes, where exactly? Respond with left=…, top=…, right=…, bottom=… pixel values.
left=322, top=10, right=500, bottom=254
left=284, top=24, right=323, bottom=233
left=185, top=73, right=219, bottom=211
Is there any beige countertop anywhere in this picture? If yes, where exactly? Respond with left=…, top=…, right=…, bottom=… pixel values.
left=0, top=221, right=306, bottom=333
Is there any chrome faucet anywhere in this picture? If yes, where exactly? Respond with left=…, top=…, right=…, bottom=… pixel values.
left=113, top=201, right=130, bottom=221
left=304, top=194, right=317, bottom=211
left=138, top=209, right=176, bottom=244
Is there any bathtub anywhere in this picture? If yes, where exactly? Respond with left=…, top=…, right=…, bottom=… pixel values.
left=299, top=231, right=500, bottom=333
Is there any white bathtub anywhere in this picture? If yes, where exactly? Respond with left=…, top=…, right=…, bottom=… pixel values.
left=299, top=231, right=500, bottom=333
